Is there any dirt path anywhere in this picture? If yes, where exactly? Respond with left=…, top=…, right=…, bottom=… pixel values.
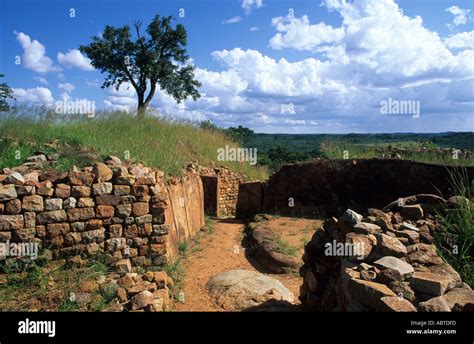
left=172, top=219, right=303, bottom=311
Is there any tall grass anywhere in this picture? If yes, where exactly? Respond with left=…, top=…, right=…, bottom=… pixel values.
left=0, top=108, right=268, bottom=180
left=435, top=168, right=473, bottom=287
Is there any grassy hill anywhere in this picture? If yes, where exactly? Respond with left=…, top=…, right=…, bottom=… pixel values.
left=0, top=110, right=268, bottom=180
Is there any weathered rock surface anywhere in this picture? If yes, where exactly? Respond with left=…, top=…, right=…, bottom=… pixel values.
left=207, top=269, right=293, bottom=311
left=347, top=278, right=396, bottom=309
left=300, top=196, right=472, bottom=312
left=373, top=256, right=414, bottom=279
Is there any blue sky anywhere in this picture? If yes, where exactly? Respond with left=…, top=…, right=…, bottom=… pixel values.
left=1, top=0, right=473, bottom=133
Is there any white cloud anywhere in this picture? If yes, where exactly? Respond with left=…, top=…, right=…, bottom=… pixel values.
left=242, top=0, right=262, bottom=14
left=33, top=76, right=48, bottom=85
left=104, top=83, right=137, bottom=111
left=269, top=14, right=344, bottom=50
left=58, top=82, right=76, bottom=93
left=177, top=0, right=474, bottom=132
left=95, top=0, right=474, bottom=133
left=249, top=27, right=260, bottom=32
left=14, top=31, right=60, bottom=73
left=222, top=16, right=242, bottom=24
left=270, top=0, right=472, bottom=87
left=57, top=49, right=94, bottom=71
left=211, top=48, right=330, bottom=97
left=444, top=30, right=474, bottom=51
left=12, top=87, right=54, bottom=105
left=446, top=5, right=471, bottom=26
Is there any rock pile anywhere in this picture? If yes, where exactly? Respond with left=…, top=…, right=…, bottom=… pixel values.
left=0, top=155, right=172, bottom=269
left=299, top=194, right=473, bottom=312
left=99, top=269, right=172, bottom=312
left=66, top=268, right=172, bottom=312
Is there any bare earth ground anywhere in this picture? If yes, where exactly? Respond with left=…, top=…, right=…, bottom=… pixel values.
left=172, top=217, right=323, bottom=312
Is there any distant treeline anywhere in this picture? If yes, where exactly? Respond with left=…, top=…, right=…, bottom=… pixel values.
left=198, top=121, right=473, bottom=171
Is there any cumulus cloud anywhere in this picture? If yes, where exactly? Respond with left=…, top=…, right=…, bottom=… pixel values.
left=446, top=5, right=471, bottom=26
left=222, top=16, right=242, bottom=24
left=14, top=31, right=60, bottom=73
left=173, top=0, right=474, bottom=132
left=269, top=14, right=345, bottom=50
left=58, top=82, right=76, bottom=93
left=242, top=0, right=262, bottom=14
left=33, top=76, right=48, bottom=85
left=444, top=30, right=474, bottom=51
left=57, top=49, right=94, bottom=71
left=104, top=83, right=137, bottom=111
left=211, top=48, right=330, bottom=97
left=270, top=0, right=473, bottom=88
left=12, top=87, right=54, bottom=105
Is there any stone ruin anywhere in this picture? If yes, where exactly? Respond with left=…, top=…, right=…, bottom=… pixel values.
left=1, top=155, right=473, bottom=312
left=0, top=154, right=210, bottom=312
left=236, top=159, right=474, bottom=218
left=198, top=164, right=244, bottom=218
left=299, top=195, right=473, bottom=312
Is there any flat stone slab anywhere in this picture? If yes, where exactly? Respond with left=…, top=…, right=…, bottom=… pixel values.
left=347, top=278, right=396, bottom=310
left=409, top=272, right=451, bottom=296
left=374, top=256, right=414, bottom=278
left=378, top=296, right=417, bottom=312
left=207, top=269, right=293, bottom=311
left=401, top=222, right=419, bottom=232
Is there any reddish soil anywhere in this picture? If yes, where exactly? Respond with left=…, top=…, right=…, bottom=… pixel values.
left=172, top=217, right=322, bottom=312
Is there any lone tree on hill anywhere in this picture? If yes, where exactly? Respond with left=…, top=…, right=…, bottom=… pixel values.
left=80, top=15, right=201, bottom=117
left=0, top=74, right=14, bottom=112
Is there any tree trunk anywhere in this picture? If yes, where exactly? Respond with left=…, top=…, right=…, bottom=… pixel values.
left=135, top=84, right=156, bottom=119
left=137, top=91, right=146, bottom=118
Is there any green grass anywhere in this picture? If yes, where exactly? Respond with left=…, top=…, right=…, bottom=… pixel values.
left=203, top=215, right=215, bottom=234
left=0, top=258, right=115, bottom=311
left=320, top=139, right=474, bottom=166
left=160, top=259, right=185, bottom=302
left=0, top=108, right=268, bottom=179
left=274, top=235, right=298, bottom=257
left=178, top=241, right=188, bottom=254
left=435, top=168, right=474, bottom=288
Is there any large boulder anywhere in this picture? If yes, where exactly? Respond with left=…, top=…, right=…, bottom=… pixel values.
left=249, top=226, right=299, bottom=273
left=206, top=269, right=293, bottom=311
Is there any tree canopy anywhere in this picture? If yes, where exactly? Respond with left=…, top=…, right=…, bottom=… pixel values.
left=80, top=15, right=201, bottom=116
left=0, top=74, right=14, bottom=112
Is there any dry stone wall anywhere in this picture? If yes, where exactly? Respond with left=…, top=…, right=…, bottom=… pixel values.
left=0, top=157, right=205, bottom=268
left=299, top=196, right=474, bottom=312
left=236, top=159, right=474, bottom=218
left=199, top=165, right=244, bottom=217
